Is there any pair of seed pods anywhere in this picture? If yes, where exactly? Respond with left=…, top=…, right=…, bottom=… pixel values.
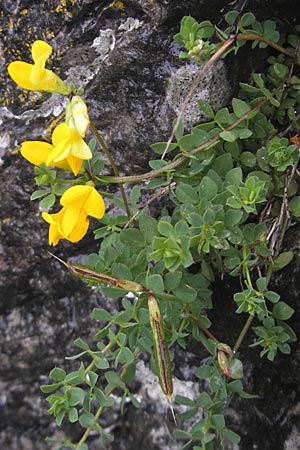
left=51, top=255, right=176, bottom=420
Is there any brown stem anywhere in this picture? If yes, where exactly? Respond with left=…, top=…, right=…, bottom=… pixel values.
left=161, top=36, right=237, bottom=159
left=237, top=33, right=296, bottom=59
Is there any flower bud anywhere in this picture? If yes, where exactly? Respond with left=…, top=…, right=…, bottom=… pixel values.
left=66, top=95, right=90, bottom=137
left=217, top=343, right=233, bottom=356
left=217, top=350, right=231, bottom=378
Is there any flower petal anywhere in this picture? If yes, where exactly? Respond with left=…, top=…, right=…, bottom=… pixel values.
left=47, top=138, right=71, bottom=164
left=66, top=154, right=83, bottom=176
left=70, top=128, right=92, bottom=160
left=20, top=141, right=53, bottom=165
left=31, top=40, right=52, bottom=64
left=8, top=61, right=37, bottom=90
left=60, top=208, right=90, bottom=242
left=42, top=210, right=65, bottom=246
left=52, top=123, right=71, bottom=145
left=60, top=185, right=105, bottom=219
left=67, top=210, right=90, bottom=242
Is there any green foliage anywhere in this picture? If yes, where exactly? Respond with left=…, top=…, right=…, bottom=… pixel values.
left=17, top=8, right=299, bottom=450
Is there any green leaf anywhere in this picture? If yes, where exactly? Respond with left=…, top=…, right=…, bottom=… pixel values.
left=173, top=284, right=197, bottom=302
left=240, top=151, right=256, bottom=168
left=164, top=271, right=182, bottom=290
left=198, top=99, right=214, bottom=119
left=50, top=367, right=66, bottom=382
left=92, top=308, right=112, bottom=322
left=240, top=12, right=255, bottom=27
left=120, top=228, right=144, bottom=248
left=151, top=142, right=178, bottom=155
left=74, top=338, right=89, bottom=350
left=222, top=429, right=241, bottom=444
left=137, top=308, right=149, bottom=324
left=40, top=383, right=61, bottom=393
left=79, top=412, right=94, bottom=428
left=195, top=365, right=213, bottom=379
left=220, top=131, right=236, bottom=142
left=176, top=184, right=199, bottom=205
left=211, top=414, right=225, bottom=429
left=256, top=277, right=267, bottom=292
left=130, top=185, right=140, bottom=207
left=197, top=392, right=214, bottom=409
left=149, top=159, right=169, bottom=169
left=175, top=395, right=195, bottom=407
left=228, top=358, right=243, bottom=379
left=225, top=167, right=243, bottom=186
left=111, top=262, right=132, bottom=280
left=146, top=274, right=164, bottom=292
left=172, top=430, right=192, bottom=441
left=179, top=133, right=195, bottom=151
left=105, top=371, right=121, bottom=388
left=215, top=107, right=230, bottom=124
left=40, top=193, right=56, bottom=210
left=139, top=215, right=157, bottom=243
left=289, top=197, right=300, bottom=217
left=232, top=98, right=251, bottom=118
left=264, top=290, right=280, bottom=303
left=158, top=220, right=173, bottom=237
left=273, top=302, right=294, bottom=320
left=273, top=251, right=294, bottom=271
left=198, top=176, right=218, bottom=200
left=64, top=370, right=83, bottom=385
left=94, top=387, right=107, bottom=406
left=31, top=189, right=50, bottom=200
left=55, top=410, right=65, bottom=427
left=68, top=407, right=79, bottom=423
left=87, top=371, right=98, bottom=387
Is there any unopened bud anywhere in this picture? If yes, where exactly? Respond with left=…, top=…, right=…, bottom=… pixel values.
left=217, top=343, right=233, bottom=357
left=66, top=95, right=90, bottom=137
left=217, top=351, right=231, bottom=378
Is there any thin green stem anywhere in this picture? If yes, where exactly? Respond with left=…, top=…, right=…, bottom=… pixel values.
left=76, top=364, right=129, bottom=448
left=90, top=121, right=131, bottom=219
left=233, top=315, right=254, bottom=354
left=98, top=85, right=283, bottom=184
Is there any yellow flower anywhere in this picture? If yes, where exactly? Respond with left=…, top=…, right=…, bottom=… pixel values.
left=8, top=40, right=71, bottom=95
left=20, top=122, right=92, bottom=175
left=42, top=185, right=105, bottom=245
left=46, top=122, right=92, bottom=175
left=66, top=95, right=90, bottom=136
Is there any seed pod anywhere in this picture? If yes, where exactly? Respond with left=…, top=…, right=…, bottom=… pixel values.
left=49, top=253, right=143, bottom=292
left=148, top=294, right=176, bottom=423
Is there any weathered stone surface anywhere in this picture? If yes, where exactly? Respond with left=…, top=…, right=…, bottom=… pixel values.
left=1, top=0, right=300, bottom=449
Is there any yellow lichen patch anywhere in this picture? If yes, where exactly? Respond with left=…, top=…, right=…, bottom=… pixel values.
left=109, top=1, right=125, bottom=11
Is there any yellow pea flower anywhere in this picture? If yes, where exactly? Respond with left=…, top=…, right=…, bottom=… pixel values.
left=8, top=40, right=71, bottom=95
left=42, top=185, right=105, bottom=245
left=46, top=122, right=92, bottom=175
left=42, top=207, right=89, bottom=245
left=20, top=122, right=92, bottom=175
left=66, top=95, right=90, bottom=137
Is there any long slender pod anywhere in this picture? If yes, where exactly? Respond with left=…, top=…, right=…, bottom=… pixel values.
left=148, top=294, right=176, bottom=423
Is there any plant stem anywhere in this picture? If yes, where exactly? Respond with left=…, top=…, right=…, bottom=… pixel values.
left=233, top=315, right=254, bottom=353
left=161, top=36, right=237, bottom=159
left=90, top=121, right=131, bottom=219
left=76, top=365, right=129, bottom=447
left=237, top=33, right=296, bottom=58
left=98, top=85, right=283, bottom=184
